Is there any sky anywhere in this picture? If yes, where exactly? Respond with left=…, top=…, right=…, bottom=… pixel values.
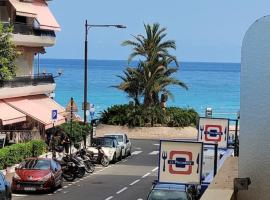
left=43, top=0, right=270, bottom=63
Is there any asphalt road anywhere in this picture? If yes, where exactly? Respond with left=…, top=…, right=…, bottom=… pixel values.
left=12, top=139, right=160, bottom=200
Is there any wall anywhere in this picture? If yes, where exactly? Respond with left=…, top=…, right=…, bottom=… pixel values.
left=239, top=15, right=270, bottom=200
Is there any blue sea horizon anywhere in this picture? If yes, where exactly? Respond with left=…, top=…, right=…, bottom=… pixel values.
left=34, top=59, right=240, bottom=121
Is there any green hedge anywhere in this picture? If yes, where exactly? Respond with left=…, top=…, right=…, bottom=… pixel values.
left=100, top=104, right=199, bottom=127
left=0, top=140, right=47, bottom=170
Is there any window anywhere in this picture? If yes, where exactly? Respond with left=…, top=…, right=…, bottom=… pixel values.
left=15, top=15, right=27, bottom=24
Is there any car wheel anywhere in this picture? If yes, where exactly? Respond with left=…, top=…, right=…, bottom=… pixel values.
left=112, top=153, right=117, bottom=164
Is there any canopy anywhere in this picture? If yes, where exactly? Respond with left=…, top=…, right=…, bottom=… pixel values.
left=4, top=95, right=66, bottom=129
left=9, top=0, right=61, bottom=31
left=0, top=100, right=26, bottom=126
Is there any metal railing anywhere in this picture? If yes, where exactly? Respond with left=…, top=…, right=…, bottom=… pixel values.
left=0, top=74, right=55, bottom=88
left=4, top=22, right=56, bottom=37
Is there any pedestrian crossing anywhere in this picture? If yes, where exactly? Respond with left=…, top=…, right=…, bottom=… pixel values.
left=131, top=150, right=160, bottom=156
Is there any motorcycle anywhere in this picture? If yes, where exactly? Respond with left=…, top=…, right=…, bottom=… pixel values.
left=54, top=157, right=77, bottom=182
left=61, top=154, right=86, bottom=179
left=76, top=149, right=95, bottom=173
left=87, top=146, right=110, bottom=167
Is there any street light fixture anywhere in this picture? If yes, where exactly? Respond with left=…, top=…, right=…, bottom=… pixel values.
left=83, top=20, right=126, bottom=147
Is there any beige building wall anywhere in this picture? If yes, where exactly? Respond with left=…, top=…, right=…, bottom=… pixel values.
left=239, top=15, right=270, bottom=200
left=15, top=50, right=35, bottom=76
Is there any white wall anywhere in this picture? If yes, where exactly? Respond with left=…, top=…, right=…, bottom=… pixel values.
left=239, top=15, right=270, bottom=200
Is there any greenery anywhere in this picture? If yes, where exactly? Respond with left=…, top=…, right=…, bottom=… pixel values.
left=0, top=140, right=47, bottom=170
left=114, top=23, right=187, bottom=107
left=100, top=104, right=199, bottom=127
left=0, top=22, right=16, bottom=81
left=60, top=121, right=91, bottom=144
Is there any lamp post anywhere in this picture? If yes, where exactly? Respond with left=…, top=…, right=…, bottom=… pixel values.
left=83, top=20, right=126, bottom=147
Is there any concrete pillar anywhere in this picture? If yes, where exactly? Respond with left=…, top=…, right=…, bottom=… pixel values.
left=239, top=15, right=270, bottom=200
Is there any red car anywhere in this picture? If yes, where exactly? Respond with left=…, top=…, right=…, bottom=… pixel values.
left=12, top=158, right=63, bottom=192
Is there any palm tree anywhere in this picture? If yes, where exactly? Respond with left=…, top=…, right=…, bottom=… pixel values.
left=116, top=23, right=187, bottom=107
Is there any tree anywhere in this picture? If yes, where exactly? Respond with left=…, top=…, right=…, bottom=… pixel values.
left=0, top=22, right=16, bottom=81
left=116, top=23, right=187, bottom=107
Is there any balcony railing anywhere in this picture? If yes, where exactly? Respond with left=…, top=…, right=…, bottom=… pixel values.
left=0, top=74, right=55, bottom=88
left=5, top=23, right=56, bottom=37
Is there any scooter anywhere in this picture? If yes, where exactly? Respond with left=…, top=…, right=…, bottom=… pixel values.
left=76, top=149, right=95, bottom=173
left=87, top=146, right=110, bottom=167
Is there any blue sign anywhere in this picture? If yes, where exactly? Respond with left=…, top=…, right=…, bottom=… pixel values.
left=52, top=109, right=58, bottom=121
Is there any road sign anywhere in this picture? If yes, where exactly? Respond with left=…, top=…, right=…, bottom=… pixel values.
left=158, top=140, right=203, bottom=185
left=198, top=117, right=229, bottom=148
left=66, top=99, right=78, bottom=112
left=51, top=109, right=58, bottom=122
left=89, top=104, right=95, bottom=119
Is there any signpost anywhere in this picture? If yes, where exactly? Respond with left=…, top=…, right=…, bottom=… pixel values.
left=198, top=117, right=229, bottom=148
left=158, top=140, right=203, bottom=185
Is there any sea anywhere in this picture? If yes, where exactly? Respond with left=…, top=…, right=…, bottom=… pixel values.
left=34, top=59, right=240, bottom=120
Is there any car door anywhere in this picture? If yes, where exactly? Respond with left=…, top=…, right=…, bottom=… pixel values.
left=125, top=134, right=131, bottom=152
left=114, top=140, right=121, bottom=158
left=51, top=160, right=62, bottom=185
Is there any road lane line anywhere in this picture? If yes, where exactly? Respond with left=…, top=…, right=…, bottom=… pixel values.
left=131, top=151, right=142, bottom=155
left=149, top=151, right=159, bottom=155
left=142, top=172, right=151, bottom=178
left=137, top=199, right=143, bottom=200
left=116, top=187, right=128, bottom=194
left=130, top=179, right=140, bottom=186
left=153, top=143, right=160, bottom=146
left=152, top=167, right=158, bottom=172
left=105, top=196, right=114, bottom=200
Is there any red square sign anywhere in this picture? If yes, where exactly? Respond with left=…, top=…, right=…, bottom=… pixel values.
left=205, top=125, right=222, bottom=142
left=168, top=151, right=193, bottom=175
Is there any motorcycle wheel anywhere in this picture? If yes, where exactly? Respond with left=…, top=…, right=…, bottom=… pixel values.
left=77, top=167, right=86, bottom=178
left=101, top=157, right=110, bottom=167
left=62, top=172, right=76, bottom=182
left=85, top=161, right=95, bottom=173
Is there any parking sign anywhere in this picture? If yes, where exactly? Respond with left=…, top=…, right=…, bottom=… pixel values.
left=198, top=117, right=229, bottom=148
left=158, top=140, right=203, bottom=185
left=51, top=109, right=58, bottom=122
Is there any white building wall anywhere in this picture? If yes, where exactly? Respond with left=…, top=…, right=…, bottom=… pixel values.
left=239, top=15, right=270, bottom=200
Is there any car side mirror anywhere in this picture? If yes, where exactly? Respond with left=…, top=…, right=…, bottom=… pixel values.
left=54, top=168, right=58, bottom=172
left=126, top=139, right=130, bottom=143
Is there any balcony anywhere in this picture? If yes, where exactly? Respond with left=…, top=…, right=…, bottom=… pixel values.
left=10, top=23, right=56, bottom=47
left=0, top=74, right=56, bottom=99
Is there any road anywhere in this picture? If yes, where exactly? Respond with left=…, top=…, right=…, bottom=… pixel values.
left=13, top=139, right=160, bottom=200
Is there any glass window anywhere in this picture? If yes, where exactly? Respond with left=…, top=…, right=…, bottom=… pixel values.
left=19, top=159, right=50, bottom=170
left=147, top=189, right=188, bottom=200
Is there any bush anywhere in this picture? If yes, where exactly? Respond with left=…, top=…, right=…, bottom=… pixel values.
left=60, top=121, right=91, bottom=144
left=0, top=140, right=47, bottom=170
left=100, top=104, right=199, bottom=127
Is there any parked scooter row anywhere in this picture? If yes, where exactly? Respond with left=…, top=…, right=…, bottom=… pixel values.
left=54, top=145, right=109, bottom=182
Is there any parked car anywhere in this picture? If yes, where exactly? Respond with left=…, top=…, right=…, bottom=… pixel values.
left=0, top=171, right=12, bottom=200
left=147, top=182, right=192, bottom=200
left=88, top=137, right=122, bottom=163
left=12, top=158, right=63, bottom=192
left=104, top=133, right=132, bottom=157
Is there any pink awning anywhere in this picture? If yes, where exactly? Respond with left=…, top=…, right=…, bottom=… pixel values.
left=4, top=95, right=66, bottom=130
left=0, top=100, right=26, bottom=125
left=9, top=0, right=61, bottom=31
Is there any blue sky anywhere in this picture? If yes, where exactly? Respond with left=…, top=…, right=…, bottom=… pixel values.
left=44, top=0, right=270, bottom=62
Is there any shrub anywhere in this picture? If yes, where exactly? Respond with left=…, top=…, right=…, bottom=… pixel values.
left=60, top=121, right=91, bottom=144
left=0, top=140, right=47, bottom=170
left=100, top=104, right=199, bottom=127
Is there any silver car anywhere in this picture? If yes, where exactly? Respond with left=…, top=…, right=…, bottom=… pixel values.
left=0, top=172, right=12, bottom=200
left=104, top=133, right=132, bottom=157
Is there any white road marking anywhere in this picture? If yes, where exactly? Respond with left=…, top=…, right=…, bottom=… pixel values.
left=130, top=179, right=140, bottom=186
left=58, top=189, right=63, bottom=191
left=149, top=151, right=159, bottom=155
left=134, top=147, right=142, bottom=150
left=116, top=187, right=128, bottom=194
left=48, top=194, right=53, bottom=196
left=153, top=143, right=160, bottom=146
left=105, top=196, right=114, bottom=200
left=152, top=167, right=158, bottom=172
left=142, top=172, right=151, bottom=178
left=131, top=151, right=142, bottom=155
left=137, top=199, right=143, bottom=200
left=13, top=194, right=28, bottom=197
left=63, top=186, right=68, bottom=188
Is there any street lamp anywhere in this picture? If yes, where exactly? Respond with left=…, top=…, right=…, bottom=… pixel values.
left=83, top=20, right=126, bottom=147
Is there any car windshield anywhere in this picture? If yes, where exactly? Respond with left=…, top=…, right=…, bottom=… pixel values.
left=19, top=159, right=50, bottom=170
left=147, top=189, right=188, bottom=200
left=93, top=138, right=114, bottom=147
left=108, top=135, right=123, bottom=142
